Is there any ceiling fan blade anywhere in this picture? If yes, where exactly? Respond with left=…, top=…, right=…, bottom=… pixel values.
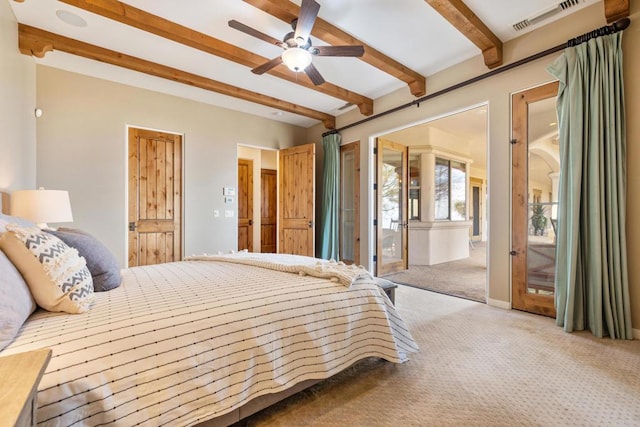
left=252, top=56, right=283, bottom=75
left=294, top=0, right=320, bottom=44
left=229, top=20, right=284, bottom=47
left=304, top=63, right=325, bottom=86
left=312, top=45, right=365, bottom=57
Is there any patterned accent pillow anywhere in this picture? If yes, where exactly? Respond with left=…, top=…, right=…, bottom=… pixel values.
left=0, top=224, right=94, bottom=313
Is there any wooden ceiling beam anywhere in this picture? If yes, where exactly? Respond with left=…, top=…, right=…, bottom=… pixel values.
left=49, top=0, right=372, bottom=116
left=425, top=0, right=503, bottom=69
left=604, top=0, right=630, bottom=23
left=243, top=0, right=427, bottom=98
left=18, top=24, right=336, bottom=129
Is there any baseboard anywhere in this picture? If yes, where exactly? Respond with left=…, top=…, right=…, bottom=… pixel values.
left=487, top=298, right=511, bottom=310
left=634, top=328, right=640, bottom=340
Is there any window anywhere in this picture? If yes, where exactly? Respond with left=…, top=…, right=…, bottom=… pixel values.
left=409, top=154, right=420, bottom=220
left=435, top=157, right=466, bottom=221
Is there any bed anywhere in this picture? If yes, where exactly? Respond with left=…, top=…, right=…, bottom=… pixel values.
left=0, top=208, right=418, bottom=426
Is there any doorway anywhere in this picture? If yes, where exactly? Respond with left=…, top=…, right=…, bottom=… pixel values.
left=511, top=81, right=559, bottom=317
left=375, top=105, right=488, bottom=303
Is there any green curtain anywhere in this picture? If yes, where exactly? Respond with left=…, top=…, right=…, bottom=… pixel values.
left=548, top=32, right=632, bottom=339
left=319, top=133, right=341, bottom=260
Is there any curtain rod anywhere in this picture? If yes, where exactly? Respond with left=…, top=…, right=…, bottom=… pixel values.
left=322, top=18, right=631, bottom=138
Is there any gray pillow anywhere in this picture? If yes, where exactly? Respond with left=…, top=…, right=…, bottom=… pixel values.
left=45, top=228, right=121, bottom=292
left=0, top=244, right=37, bottom=351
left=0, top=212, right=36, bottom=232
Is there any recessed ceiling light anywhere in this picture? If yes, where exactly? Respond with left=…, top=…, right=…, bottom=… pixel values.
left=56, top=10, right=87, bottom=27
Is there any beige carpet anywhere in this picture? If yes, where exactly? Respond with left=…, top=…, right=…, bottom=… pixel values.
left=384, top=242, right=487, bottom=303
left=243, top=286, right=640, bottom=426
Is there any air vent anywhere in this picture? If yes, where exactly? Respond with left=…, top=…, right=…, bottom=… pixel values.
left=513, top=0, right=582, bottom=32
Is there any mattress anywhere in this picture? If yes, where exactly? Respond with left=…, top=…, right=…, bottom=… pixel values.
left=2, top=255, right=418, bottom=426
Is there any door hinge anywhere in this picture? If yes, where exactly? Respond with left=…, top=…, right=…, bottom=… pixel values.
left=373, top=147, right=378, bottom=155
left=373, top=255, right=377, bottom=262
left=509, top=250, right=517, bottom=256
left=373, top=219, right=378, bottom=226
left=510, top=139, right=517, bottom=145
left=129, top=222, right=136, bottom=231
left=373, top=183, right=378, bottom=190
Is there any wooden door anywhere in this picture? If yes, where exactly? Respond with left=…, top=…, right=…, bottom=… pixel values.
left=128, top=128, right=182, bottom=267
left=238, top=158, right=253, bottom=251
left=260, top=168, right=277, bottom=253
left=279, top=143, right=315, bottom=256
left=340, top=141, right=360, bottom=265
left=511, top=81, right=559, bottom=317
left=470, top=178, right=483, bottom=241
left=376, top=139, right=408, bottom=276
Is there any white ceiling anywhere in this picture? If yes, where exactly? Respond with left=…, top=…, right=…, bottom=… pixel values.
left=8, top=0, right=599, bottom=128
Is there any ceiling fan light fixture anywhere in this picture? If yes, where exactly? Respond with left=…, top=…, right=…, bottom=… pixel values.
left=282, top=47, right=312, bottom=72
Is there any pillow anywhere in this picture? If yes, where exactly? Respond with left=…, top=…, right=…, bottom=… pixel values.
left=0, top=212, right=36, bottom=232
left=46, top=228, right=121, bottom=292
left=0, top=247, right=37, bottom=351
left=0, top=224, right=94, bottom=314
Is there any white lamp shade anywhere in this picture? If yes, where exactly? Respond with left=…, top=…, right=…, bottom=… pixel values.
left=10, top=189, right=74, bottom=225
left=281, top=47, right=312, bottom=72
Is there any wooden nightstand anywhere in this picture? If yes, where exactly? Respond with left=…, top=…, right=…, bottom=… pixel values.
left=0, top=349, right=51, bottom=427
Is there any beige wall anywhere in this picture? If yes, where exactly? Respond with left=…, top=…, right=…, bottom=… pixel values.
left=308, top=2, right=640, bottom=330
left=0, top=1, right=36, bottom=193
left=36, top=66, right=306, bottom=266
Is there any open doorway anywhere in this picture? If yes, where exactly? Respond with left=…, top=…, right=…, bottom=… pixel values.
left=376, top=105, right=488, bottom=303
left=237, top=146, right=278, bottom=253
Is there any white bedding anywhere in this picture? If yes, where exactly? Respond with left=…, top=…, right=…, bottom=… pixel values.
left=2, top=255, right=418, bottom=426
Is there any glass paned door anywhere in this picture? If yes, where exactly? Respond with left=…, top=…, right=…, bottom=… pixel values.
left=511, top=81, right=559, bottom=317
left=376, top=139, right=408, bottom=276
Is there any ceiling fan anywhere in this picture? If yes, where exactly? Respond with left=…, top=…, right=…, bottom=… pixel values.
left=228, top=0, right=365, bottom=86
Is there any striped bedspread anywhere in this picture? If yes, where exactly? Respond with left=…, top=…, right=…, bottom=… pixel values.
left=2, top=256, right=418, bottom=426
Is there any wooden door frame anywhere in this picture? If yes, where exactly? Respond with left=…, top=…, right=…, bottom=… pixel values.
left=470, top=177, right=483, bottom=242
left=511, top=81, right=558, bottom=317
left=340, top=140, right=360, bottom=265
left=375, top=138, right=408, bottom=276
left=127, top=126, right=184, bottom=267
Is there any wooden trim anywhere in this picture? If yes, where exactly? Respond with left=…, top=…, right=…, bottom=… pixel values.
left=18, top=24, right=335, bottom=129
left=604, top=0, right=630, bottom=23
left=425, top=0, right=503, bottom=69
left=511, top=81, right=558, bottom=318
left=53, top=0, right=372, bottom=116
left=243, top=0, right=426, bottom=98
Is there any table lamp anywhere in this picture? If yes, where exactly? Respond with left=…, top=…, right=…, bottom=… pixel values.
left=10, top=188, right=74, bottom=229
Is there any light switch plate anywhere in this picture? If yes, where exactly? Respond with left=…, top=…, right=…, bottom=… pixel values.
left=224, top=210, right=234, bottom=217
left=223, top=187, right=236, bottom=196
left=225, top=196, right=234, bottom=204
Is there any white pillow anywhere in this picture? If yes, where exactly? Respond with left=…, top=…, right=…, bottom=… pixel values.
left=0, top=224, right=94, bottom=314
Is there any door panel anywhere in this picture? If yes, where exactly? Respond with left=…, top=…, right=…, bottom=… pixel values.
left=128, top=128, right=182, bottom=267
left=279, top=143, right=315, bottom=256
left=238, top=158, right=253, bottom=251
left=376, top=139, right=408, bottom=276
left=340, top=141, right=360, bottom=265
left=260, top=169, right=277, bottom=253
left=511, top=81, right=559, bottom=317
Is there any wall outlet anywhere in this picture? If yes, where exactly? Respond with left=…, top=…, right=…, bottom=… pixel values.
left=224, top=210, right=234, bottom=218
left=213, top=210, right=220, bottom=217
